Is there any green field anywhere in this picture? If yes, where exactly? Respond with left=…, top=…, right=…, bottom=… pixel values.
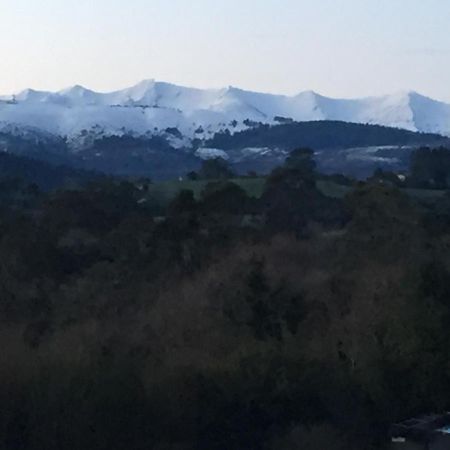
left=148, top=177, right=354, bottom=202
left=147, top=177, right=267, bottom=202
left=146, top=177, right=447, bottom=207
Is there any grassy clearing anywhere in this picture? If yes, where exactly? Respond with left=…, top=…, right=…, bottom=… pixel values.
left=146, top=177, right=447, bottom=207
left=147, top=177, right=266, bottom=202
left=148, top=177, right=352, bottom=201
left=316, top=180, right=352, bottom=198
left=402, top=187, right=447, bottom=199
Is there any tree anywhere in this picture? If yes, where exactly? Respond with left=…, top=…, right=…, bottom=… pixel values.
left=368, top=168, right=404, bottom=187
left=168, top=189, right=197, bottom=216
left=200, top=181, right=252, bottom=215
left=267, top=148, right=317, bottom=189
left=284, top=147, right=316, bottom=174
left=262, top=148, right=347, bottom=234
left=223, top=258, right=305, bottom=341
left=199, top=158, right=234, bottom=180
left=409, top=147, right=450, bottom=189
left=186, top=171, right=199, bottom=181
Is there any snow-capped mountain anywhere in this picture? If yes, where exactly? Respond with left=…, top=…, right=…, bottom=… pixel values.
left=1, top=80, right=450, bottom=141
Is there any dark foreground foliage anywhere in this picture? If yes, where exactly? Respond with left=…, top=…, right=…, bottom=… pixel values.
left=2, top=149, right=450, bottom=449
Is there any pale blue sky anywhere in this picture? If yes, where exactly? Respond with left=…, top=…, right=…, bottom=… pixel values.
left=1, top=0, right=450, bottom=100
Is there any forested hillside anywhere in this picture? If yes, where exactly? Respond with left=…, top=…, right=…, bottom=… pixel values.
left=205, top=120, right=450, bottom=150
left=2, top=149, right=450, bottom=449
left=1, top=121, right=449, bottom=181
left=0, top=152, right=101, bottom=191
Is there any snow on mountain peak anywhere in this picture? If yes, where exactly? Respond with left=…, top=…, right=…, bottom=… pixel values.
left=115, top=79, right=157, bottom=104
left=15, top=88, right=52, bottom=103
left=0, top=80, right=449, bottom=138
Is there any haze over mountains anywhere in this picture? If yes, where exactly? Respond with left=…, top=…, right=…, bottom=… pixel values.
left=1, top=80, right=450, bottom=141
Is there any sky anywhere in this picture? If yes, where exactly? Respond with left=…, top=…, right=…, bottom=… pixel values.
left=1, top=0, right=450, bottom=100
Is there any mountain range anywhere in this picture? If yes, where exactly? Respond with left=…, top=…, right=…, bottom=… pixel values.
left=1, top=80, right=450, bottom=142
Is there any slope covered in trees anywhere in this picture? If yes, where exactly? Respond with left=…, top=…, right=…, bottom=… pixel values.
left=74, top=135, right=200, bottom=179
left=2, top=121, right=450, bottom=181
left=2, top=149, right=450, bottom=449
left=206, top=120, right=450, bottom=150
left=0, top=152, right=102, bottom=191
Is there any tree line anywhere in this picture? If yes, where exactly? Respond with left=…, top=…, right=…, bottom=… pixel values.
left=1, top=147, right=450, bottom=449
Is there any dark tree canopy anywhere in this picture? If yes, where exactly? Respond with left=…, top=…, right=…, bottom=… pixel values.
left=199, top=157, right=235, bottom=180
left=284, top=147, right=316, bottom=172
left=2, top=146, right=450, bottom=450
left=200, top=181, right=253, bottom=215
left=206, top=120, right=449, bottom=151
left=409, top=146, right=450, bottom=189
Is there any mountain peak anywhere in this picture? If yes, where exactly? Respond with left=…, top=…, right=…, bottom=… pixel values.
left=389, top=90, right=435, bottom=102
left=15, top=88, right=51, bottom=102
left=297, top=89, right=320, bottom=97
left=60, top=84, right=94, bottom=95
left=119, top=79, right=158, bottom=104
left=1, top=81, right=450, bottom=137
left=131, top=79, right=156, bottom=89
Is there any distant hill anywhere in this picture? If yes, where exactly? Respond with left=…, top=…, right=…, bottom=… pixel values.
left=205, top=120, right=450, bottom=151
left=0, top=152, right=102, bottom=191
left=74, top=135, right=200, bottom=180
left=201, top=121, right=450, bottom=178
left=0, top=132, right=200, bottom=181
left=1, top=121, right=449, bottom=181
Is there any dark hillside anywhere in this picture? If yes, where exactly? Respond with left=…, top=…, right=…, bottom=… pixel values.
left=0, top=152, right=102, bottom=190
left=206, top=120, right=449, bottom=150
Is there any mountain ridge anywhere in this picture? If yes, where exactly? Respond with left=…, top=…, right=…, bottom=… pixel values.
left=1, top=80, right=450, bottom=140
